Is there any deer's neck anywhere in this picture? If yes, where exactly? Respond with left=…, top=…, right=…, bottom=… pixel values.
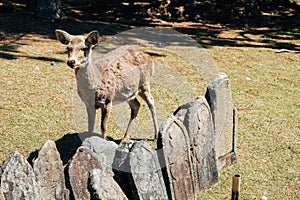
left=75, top=51, right=100, bottom=95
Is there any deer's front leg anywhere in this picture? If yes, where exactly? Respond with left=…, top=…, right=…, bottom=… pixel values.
left=100, top=101, right=112, bottom=139
left=86, top=102, right=96, bottom=133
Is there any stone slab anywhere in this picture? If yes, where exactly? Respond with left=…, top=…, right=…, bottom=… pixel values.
left=82, top=136, right=118, bottom=175
left=33, top=140, right=69, bottom=200
left=0, top=151, right=40, bottom=200
left=67, top=146, right=103, bottom=200
left=205, top=72, right=238, bottom=170
left=129, top=140, right=168, bottom=200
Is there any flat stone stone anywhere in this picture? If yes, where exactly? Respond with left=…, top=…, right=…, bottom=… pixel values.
left=33, top=140, right=69, bottom=200
left=88, top=169, right=127, bottom=200
left=0, top=151, right=41, bottom=200
left=129, top=140, right=168, bottom=200
left=82, top=136, right=118, bottom=175
left=67, top=146, right=103, bottom=200
left=205, top=73, right=238, bottom=170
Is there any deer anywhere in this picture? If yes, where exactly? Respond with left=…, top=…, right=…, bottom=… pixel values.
left=55, top=29, right=158, bottom=143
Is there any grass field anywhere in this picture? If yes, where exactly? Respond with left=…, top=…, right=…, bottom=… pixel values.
left=0, top=2, right=299, bottom=199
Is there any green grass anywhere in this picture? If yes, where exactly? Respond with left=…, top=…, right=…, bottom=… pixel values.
left=0, top=26, right=299, bottom=199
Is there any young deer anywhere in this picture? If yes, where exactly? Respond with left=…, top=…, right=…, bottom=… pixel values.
left=55, top=29, right=158, bottom=142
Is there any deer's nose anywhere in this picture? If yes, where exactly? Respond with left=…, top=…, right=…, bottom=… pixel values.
left=67, top=60, right=75, bottom=68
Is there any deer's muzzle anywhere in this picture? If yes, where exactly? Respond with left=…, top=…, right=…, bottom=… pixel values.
left=67, top=60, right=76, bottom=68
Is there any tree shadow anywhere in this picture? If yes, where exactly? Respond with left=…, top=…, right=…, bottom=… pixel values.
left=1, top=0, right=299, bottom=58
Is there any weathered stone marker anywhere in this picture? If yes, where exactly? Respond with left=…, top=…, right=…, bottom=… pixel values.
left=82, top=136, right=118, bottom=175
left=33, top=140, right=69, bottom=200
left=88, top=168, right=128, bottom=200
left=205, top=73, right=238, bottom=170
left=113, top=140, right=168, bottom=200
left=184, top=97, right=219, bottom=191
left=67, top=146, right=103, bottom=200
left=158, top=96, right=218, bottom=200
left=0, top=151, right=41, bottom=200
left=129, top=141, right=168, bottom=200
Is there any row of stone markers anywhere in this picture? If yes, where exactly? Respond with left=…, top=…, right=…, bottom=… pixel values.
left=0, top=72, right=237, bottom=200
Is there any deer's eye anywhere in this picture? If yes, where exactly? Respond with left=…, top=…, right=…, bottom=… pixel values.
left=66, top=47, right=72, bottom=51
left=81, top=47, right=88, bottom=51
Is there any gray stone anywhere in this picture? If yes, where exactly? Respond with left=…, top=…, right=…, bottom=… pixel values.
left=205, top=73, right=238, bottom=170
left=0, top=151, right=41, bottom=200
left=158, top=96, right=218, bottom=200
left=129, top=141, right=168, bottom=200
left=88, top=169, right=127, bottom=200
left=33, top=140, right=69, bottom=200
left=82, top=136, right=118, bottom=175
left=67, top=146, right=103, bottom=200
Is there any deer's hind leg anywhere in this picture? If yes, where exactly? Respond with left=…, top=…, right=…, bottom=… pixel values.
left=139, top=86, right=158, bottom=140
left=121, top=98, right=140, bottom=143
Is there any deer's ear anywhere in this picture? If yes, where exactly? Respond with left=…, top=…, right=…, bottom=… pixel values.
left=55, top=29, right=71, bottom=45
left=86, top=31, right=99, bottom=45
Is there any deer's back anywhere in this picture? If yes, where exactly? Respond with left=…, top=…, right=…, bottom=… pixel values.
left=94, top=45, right=154, bottom=104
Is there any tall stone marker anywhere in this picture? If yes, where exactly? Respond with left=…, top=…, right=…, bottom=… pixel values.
left=0, top=151, right=41, bottom=200
left=184, top=97, right=219, bottom=191
left=205, top=72, right=238, bottom=170
left=158, top=96, right=219, bottom=200
left=33, top=140, right=69, bottom=200
left=129, top=141, right=168, bottom=200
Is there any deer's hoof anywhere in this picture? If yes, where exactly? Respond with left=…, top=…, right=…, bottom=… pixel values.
left=120, top=135, right=130, bottom=144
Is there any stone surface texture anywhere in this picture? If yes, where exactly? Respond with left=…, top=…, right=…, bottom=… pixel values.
left=33, top=140, right=69, bottom=200
left=205, top=72, right=237, bottom=170
left=82, top=136, right=118, bottom=175
left=0, top=151, right=41, bottom=200
left=67, top=146, right=103, bottom=200
left=88, top=168, right=128, bottom=200
left=129, top=140, right=168, bottom=200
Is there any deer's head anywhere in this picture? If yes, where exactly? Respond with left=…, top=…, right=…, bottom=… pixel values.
left=55, top=29, right=99, bottom=69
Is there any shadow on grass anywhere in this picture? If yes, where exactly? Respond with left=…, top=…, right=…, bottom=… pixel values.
left=27, top=132, right=100, bottom=165
left=27, top=132, right=157, bottom=166
left=1, top=0, right=299, bottom=61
